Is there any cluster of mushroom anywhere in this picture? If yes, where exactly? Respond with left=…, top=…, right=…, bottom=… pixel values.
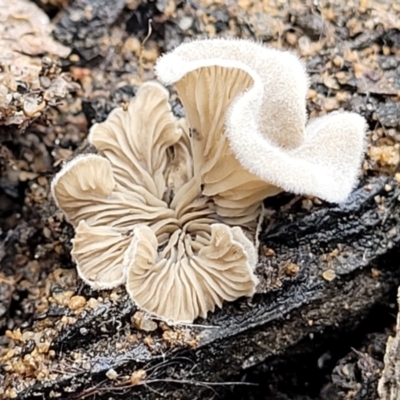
left=52, top=39, right=366, bottom=324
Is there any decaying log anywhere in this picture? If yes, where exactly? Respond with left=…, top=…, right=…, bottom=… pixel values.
left=378, top=288, right=400, bottom=400
left=6, top=174, right=400, bottom=400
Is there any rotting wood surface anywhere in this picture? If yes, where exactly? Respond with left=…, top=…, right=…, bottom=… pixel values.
left=5, top=174, right=400, bottom=400
left=2, top=1, right=400, bottom=399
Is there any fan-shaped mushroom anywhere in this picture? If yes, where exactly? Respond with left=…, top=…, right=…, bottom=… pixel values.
left=52, top=39, right=366, bottom=324
left=155, top=38, right=367, bottom=224
left=51, top=80, right=258, bottom=323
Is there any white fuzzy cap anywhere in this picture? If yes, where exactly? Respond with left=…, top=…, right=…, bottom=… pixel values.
left=155, top=38, right=367, bottom=203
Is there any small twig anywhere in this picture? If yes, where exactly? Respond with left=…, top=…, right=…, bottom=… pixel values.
left=141, top=378, right=258, bottom=387
left=139, top=19, right=153, bottom=83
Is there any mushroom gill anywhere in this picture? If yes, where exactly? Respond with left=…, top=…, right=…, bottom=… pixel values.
left=168, top=64, right=283, bottom=226
left=51, top=80, right=258, bottom=323
left=126, top=223, right=257, bottom=323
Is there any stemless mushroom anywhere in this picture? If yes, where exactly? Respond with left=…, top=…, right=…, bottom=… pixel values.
left=52, top=39, right=367, bottom=324
left=52, top=80, right=259, bottom=323
left=155, top=38, right=367, bottom=220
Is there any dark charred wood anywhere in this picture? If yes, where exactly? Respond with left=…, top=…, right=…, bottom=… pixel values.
left=13, top=174, right=400, bottom=400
